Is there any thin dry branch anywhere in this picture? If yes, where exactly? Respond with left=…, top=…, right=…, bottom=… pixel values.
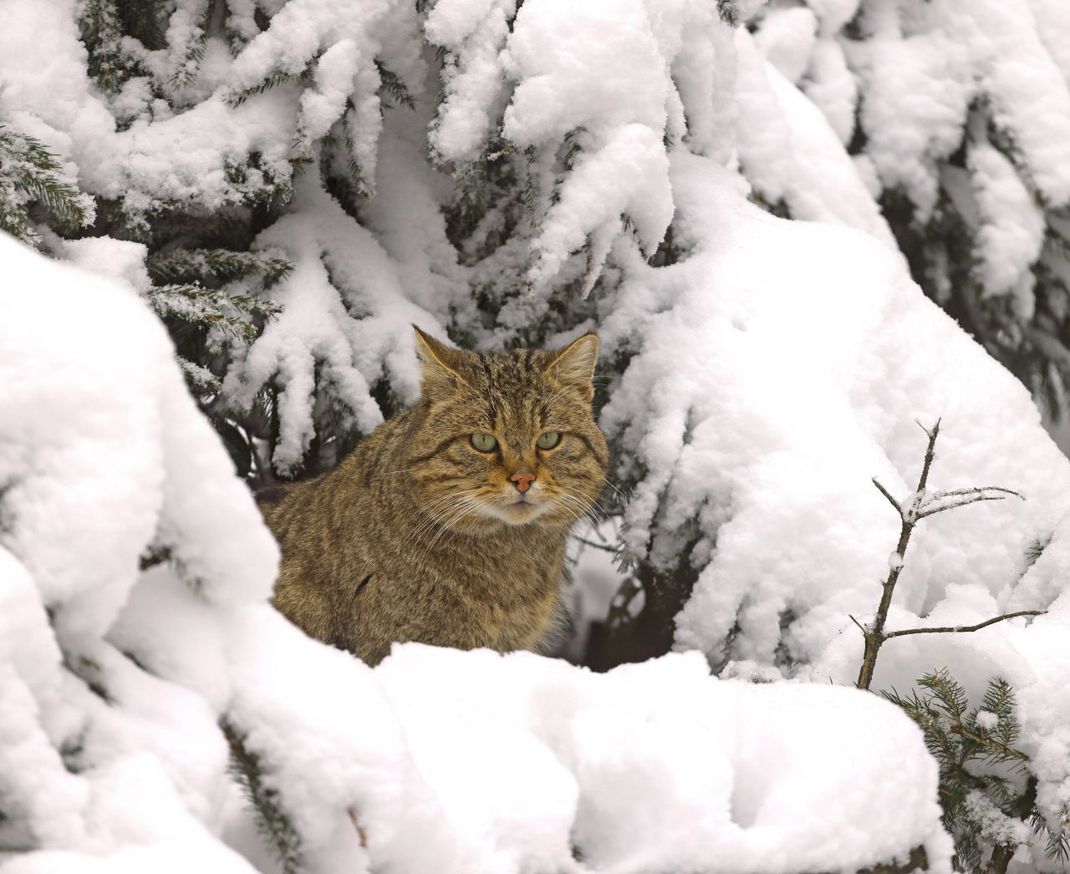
left=854, top=419, right=1035, bottom=690
left=884, top=610, right=1045, bottom=639
left=347, top=808, right=368, bottom=848
left=871, top=478, right=902, bottom=515
left=917, top=487, right=1024, bottom=519
left=927, top=486, right=1022, bottom=501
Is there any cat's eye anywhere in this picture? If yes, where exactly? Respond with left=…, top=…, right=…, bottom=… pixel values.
left=537, top=431, right=561, bottom=450
left=470, top=433, right=498, bottom=452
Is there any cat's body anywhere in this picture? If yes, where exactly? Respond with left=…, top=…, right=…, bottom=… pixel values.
left=261, top=328, right=608, bottom=665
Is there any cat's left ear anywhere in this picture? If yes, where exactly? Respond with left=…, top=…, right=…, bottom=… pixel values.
left=412, top=325, right=470, bottom=396
left=545, top=332, right=599, bottom=402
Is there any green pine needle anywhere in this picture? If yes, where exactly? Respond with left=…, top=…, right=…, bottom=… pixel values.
left=0, top=124, right=95, bottom=242
left=883, top=670, right=1066, bottom=872
left=221, top=719, right=302, bottom=874
left=147, top=247, right=294, bottom=285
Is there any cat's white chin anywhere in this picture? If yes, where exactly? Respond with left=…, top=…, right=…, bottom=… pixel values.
left=482, top=498, right=550, bottom=526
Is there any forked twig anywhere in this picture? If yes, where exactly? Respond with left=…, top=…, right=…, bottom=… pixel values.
left=853, top=420, right=1041, bottom=690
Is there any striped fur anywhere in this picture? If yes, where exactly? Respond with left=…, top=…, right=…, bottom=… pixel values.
left=262, top=328, right=609, bottom=665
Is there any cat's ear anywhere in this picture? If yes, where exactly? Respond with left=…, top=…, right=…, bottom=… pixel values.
left=412, top=325, right=470, bottom=396
left=545, top=332, right=599, bottom=402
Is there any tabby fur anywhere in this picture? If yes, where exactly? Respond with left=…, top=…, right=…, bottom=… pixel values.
left=261, top=327, right=609, bottom=665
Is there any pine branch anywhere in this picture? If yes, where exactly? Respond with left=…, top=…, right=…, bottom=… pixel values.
left=0, top=124, right=95, bottom=241
left=168, top=3, right=211, bottom=90
left=882, top=671, right=1069, bottom=871
left=79, top=0, right=133, bottom=93
left=179, top=357, right=223, bottom=393
left=146, top=283, right=280, bottom=341
left=147, top=247, right=293, bottom=285
left=716, top=0, right=742, bottom=27
left=222, top=719, right=302, bottom=874
left=224, top=70, right=300, bottom=108
left=377, top=63, right=415, bottom=110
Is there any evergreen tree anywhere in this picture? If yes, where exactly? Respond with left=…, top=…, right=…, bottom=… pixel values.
left=748, top=0, right=1070, bottom=421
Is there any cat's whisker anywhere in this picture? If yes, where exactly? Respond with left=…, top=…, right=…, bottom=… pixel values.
left=598, top=474, right=627, bottom=502
left=412, top=501, right=472, bottom=544
left=407, top=493, right=462, bottom=531
left=409, top=491, right=478, bottom=543
left=555, top=492, right=601, bottom=525
left=420, top=496, right=481, bottom=557
left=553, top=499, right=587, bottom=525
left=410, top=488, right=485, bottom=544
left=557, top=487, right=608, bottom=521
left=560, top=496, right=597, bottom=521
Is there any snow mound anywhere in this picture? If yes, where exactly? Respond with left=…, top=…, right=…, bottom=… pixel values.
left=598, top=151, right=1070, bottom=835
left=0, top=233, right=949, bottom=872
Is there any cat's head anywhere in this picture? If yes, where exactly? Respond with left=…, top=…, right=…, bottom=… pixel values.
left=406, top=326, right=609, bottom=531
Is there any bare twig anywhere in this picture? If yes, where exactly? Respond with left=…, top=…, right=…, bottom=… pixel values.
left=926, top=486, right=1022, bottom=501
left=856, top=420, right=942, bottom=689
left=871, top=479, right=902, bottom=515
left=884, top=610, right=1045, bottom=639
left=917, top=486, right=1024, bottom=519
left=347, top=808, right=368, bottom=848
left=854, top=420, right=1035, bottom=690
left=573, top=535, right=617, bottom=553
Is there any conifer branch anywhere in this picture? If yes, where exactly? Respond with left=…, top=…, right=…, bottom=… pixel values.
left=224, top=71, right=300, bottom=108
left=223, top=719, right=302, bottom=874
left=0, top=123, right=94, bottom=242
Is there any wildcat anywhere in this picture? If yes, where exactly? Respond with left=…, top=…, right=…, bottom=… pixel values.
left=260, top=326, right=609, bottom=665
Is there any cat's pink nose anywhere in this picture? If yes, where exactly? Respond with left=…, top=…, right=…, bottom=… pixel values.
left=511, top=471, right=536, bottom=493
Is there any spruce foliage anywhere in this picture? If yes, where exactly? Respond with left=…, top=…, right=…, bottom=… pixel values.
left=884, top=671, right=1070, bottom=873
left=222, top=719, right=303, bottom=874
left=0, top=124, right=94, bottom=244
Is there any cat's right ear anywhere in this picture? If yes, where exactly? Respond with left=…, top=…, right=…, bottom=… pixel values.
left=412, top=325, right=470, bottom=396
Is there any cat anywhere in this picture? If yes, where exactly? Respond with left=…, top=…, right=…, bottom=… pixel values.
left=260, top=326, right=609, bottom=665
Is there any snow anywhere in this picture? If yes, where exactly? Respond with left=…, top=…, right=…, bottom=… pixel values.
left=0, top=235, right=275, bottom=640
left=500, top=0, right=682, bottom=290
left=750, top=0, right=1070, bottom=323
left=734, top=31, right=895, bottom=247
left=597, top=151, right=1070, bottom=846
left=967, top=140, right=1045, bottom=315
left=5, top=0, right=1070, bottom=869
left=0, top=233, right=950, bottom=872
left=425, top=0, right=517, bottom=163
left=59, top=238, right=150, bottom=293
left=963, top=791, right=1033, bottom=850
left=752, top=7, right=817, bottom=86
left=221, top=168, right=443, bottom=473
